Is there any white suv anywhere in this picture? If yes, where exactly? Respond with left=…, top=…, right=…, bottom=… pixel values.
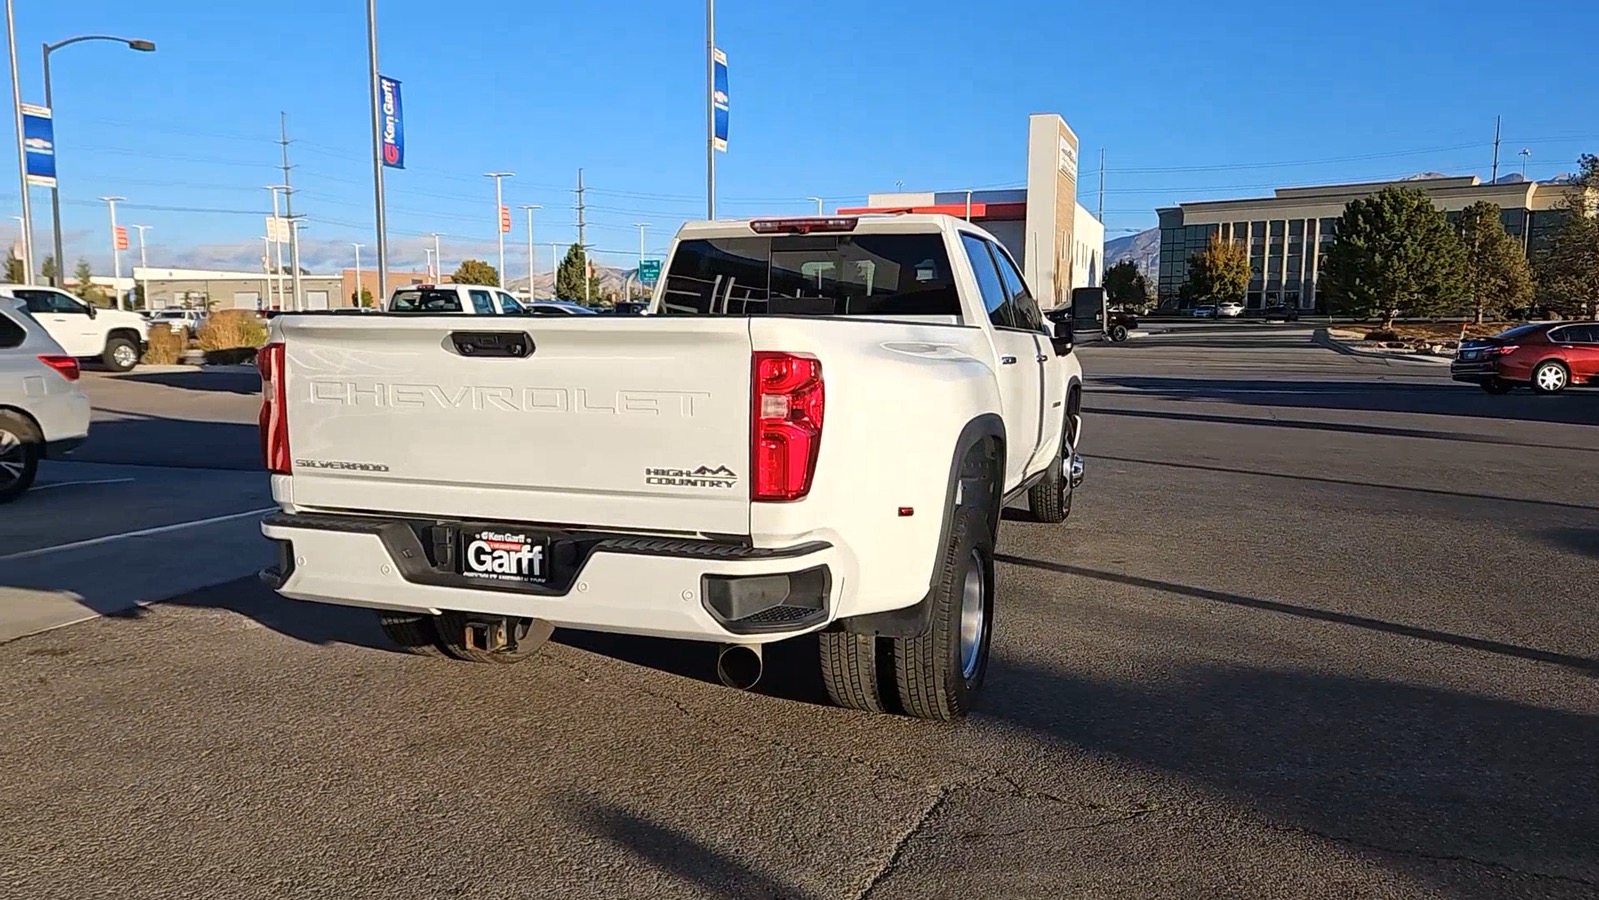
left=0, top=284, right=150, bottom=371
left=0, top=298, right=91, bottom=502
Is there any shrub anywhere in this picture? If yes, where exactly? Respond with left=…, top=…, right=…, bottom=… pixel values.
left=141, top=326, right=185, bottom=365
left=1364, top=329, right=1400, bottom=342
left=195, top=309, right=268, bottom=351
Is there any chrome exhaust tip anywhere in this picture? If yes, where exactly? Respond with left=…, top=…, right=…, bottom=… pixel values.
left=715, top=643, right=763, bottom=691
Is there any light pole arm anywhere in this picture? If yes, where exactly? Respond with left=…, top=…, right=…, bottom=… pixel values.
left=44, top=34, right=154, bottom=54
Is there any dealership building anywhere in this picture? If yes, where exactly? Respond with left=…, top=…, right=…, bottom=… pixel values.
left=132, top=267, right=434, bottom=310
left=1154, top=175, right=1575, bottom=311
left=837, top=113, right=1104, bottom=309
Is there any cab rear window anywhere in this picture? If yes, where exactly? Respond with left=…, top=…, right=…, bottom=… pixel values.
left=388, top=289, right=462, bottom=313
left=659, top=233, right=959, bottom=317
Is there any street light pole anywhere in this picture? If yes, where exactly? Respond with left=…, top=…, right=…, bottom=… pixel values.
left=6, top=0, right=33, bottom=285
left=265, top=185, right=288, bottom=309
left=130, top=223, right=150, bottom=309
left=352, top=242, right=363, bottom=306
left=484, top=172, right=513, bottom=287
left=100, top=196, right=125, bottom=309
left=807, top=197, right=823, bottom=215
left=42, top=34, right=155, bottom=288
left=521, top=205, right=541, bottom=297
left=705, top=0, right=717, bottom=220
left=429, top=232, right=444, bottom=281
left=631, top=222, right=650, bottom=301
left=550, top=242, right=560, bottom=298
left=365, top=0, right=388, bottom=303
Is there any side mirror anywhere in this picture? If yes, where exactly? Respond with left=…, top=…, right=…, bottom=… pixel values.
left=1050, top=319, right=1074, bottom=356
left=85, top=304, right=97, bottom=319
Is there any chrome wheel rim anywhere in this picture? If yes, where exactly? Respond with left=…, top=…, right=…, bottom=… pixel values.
left=112, top=344, right=138, bottom=368
left=1537, top=365, right=1565, bottom=391
left=0, top=429, right=25, bottom=488
left=958, top=550, right=987, bottom=680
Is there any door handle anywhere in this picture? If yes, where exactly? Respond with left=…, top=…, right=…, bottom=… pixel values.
left=1035, top=354, right=1049, bottom=363
left=1000, top=355, right=1017, bottom=365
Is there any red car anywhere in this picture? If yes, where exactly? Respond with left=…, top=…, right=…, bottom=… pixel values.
left=1451, top=321, right=1599, bottom=394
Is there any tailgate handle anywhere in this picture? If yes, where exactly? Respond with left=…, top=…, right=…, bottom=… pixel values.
left=448, top=331, right=534, bottom=358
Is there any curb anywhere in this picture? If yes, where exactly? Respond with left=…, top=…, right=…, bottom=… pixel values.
left=1312, top=328, right=1453, bottom=366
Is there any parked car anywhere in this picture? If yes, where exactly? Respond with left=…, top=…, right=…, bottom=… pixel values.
left=147, top=308, right=205, bottom=335
left=1191, top=305, right=1217, bottom=318
left=1107, top=310, right=1138, bottom=342
left=0, top=298, right=90, bottom=502
left=1261, top=303, right=1300, bottom=323
left=0, top=284, right=149, bottom=372
left=610, top=301, right=649, bottom=315
left=524, top=300, right=598, bottom=316
left=1217, top=301, right=1244, bottom=318
left=385, top=284, right=526, bottom=315
left=256, top=213, right=1090, bottom=720
left=1451, top=321, right=1599, bottom=394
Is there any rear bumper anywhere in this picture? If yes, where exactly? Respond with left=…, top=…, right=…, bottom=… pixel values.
left=259, top=512, right=846, bottom=643
left=1451, top=359, right=1516, bottom=383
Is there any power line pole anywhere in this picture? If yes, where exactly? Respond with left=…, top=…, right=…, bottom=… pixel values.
left=550, top=242, right=560, bottom=299
left=575, top=169, right=590, bottom=306
left=278, top=114, right=301, bottom=311
left=522, top=205, right=541, bottom=297
left=484, top=171, right=513, bottom=287
left=1097, top=147, right=1105, bottom=221
left=1490, top=115, right=1501, bottom=183
left=130, top=223, right=150, bottom=308
left=6, top=0, right=33, bottom=284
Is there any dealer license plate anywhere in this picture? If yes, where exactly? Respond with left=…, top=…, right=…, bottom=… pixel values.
left=458, top=528, right=551, bottom=585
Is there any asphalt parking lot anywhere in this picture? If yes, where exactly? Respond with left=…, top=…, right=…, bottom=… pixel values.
left=2, top=327, right=1596, bottom=899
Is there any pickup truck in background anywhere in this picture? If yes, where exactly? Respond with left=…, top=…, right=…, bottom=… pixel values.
left=257, top=213, right=1089, bottom=720
left=386, top=283, right=530, bottom=315
left=0, top=284, right=149, bottom=372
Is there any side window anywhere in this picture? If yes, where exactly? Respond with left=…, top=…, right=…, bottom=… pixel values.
left=16, top=289, right=77, bottom=314
left=988, top=243, right=1043, bottom=332
left=960, top=234, right=1015, bottom=328
left=497, top=292, right=525, bottom=314
left=468, top=290, right=497, bottom=315
left=1562, top=325, right=1598, bottom=343
left=0, top=312, right=25, bottom=348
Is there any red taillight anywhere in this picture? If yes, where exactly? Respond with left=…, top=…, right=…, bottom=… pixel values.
left=751, top=352, right=823, bottom=502
left=257, top=341, right=290, bottom=474
left=749, top=217, right=858, bottom=234
left=37, top=354, right=80, bottom=381
left=1491, top=344, right=1520, bottom=355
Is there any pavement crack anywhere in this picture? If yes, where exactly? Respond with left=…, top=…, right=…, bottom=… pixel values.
left=854, top=784, right=954, bottom=900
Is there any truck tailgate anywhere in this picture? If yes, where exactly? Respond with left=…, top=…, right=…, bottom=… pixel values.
left=276, top=315, right=753, bottom=536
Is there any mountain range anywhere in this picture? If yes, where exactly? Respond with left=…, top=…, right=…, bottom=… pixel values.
left=1103, top=228, right=1159, bottom=279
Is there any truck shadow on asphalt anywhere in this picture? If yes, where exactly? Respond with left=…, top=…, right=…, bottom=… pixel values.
left=69, top=413, right=261, bottom=470
left=110, top=369, right=261, bottom=395
left=1543, top=527, right=1599, bottom=560
left=1093, top=375, right=1599, bottom=428
left=1086, top=405, right=1599, bottom=454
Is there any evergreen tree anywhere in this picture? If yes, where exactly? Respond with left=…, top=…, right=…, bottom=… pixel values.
left=1321, top=186, right=1468, bottom=327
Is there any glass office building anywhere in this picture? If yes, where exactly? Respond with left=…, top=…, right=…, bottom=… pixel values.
left=1155, top=175, right=1576, bottom=311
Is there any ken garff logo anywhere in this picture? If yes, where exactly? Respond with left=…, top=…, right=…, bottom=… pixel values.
left=379, top=75, right=404, bottom=168
left=645, top=465, right=738, bottom=489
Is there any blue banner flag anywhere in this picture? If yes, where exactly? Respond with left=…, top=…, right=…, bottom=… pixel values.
left=21, top=104, right=56, bottom=188
left=379, top=76, right=404, bottom=169
left=712, top=49, right=729, bottom=153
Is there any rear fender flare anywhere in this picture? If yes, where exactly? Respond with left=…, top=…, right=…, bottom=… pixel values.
left=837, top=413, right=1004, bottom=639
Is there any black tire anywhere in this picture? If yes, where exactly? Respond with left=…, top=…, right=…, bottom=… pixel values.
left=0, top=411, right=41, bottom=504
left=819, top=631, right=887, bottom=713
left=376, top=612, right=448, bottom=657
left=1027, top=432, right=1072, bottom=524
left=434, top=612, right=552, bottom=664
left=103, top=337, right=139, bottom=372
left=1531, top=361, right=1569, bottom=395
left=1480, top=378, right=1513, bottom=395
left=1109, top=324, right=1129, bottom=342
left=893, top=501, right=994, bottom=721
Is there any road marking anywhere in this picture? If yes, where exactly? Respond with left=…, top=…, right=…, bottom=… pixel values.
left=0, top=507, right=274, bottom=563
left=30, top=478, right=137, bottom=492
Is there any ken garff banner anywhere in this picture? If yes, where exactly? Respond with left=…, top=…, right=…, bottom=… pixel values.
left=712, top=49, right=729, bottom=153
left=20, top=104, right=56, bottom=188
left=379, top=75, right=404, bottom=169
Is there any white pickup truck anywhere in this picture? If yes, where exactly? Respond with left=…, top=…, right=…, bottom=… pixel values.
left=257, top=214, right=1090, bottom=720
left=0, top=284, right=149, bottom=371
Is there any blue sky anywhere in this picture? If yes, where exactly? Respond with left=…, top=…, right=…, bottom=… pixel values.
left=6, top=0, right=1597, bottom=276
